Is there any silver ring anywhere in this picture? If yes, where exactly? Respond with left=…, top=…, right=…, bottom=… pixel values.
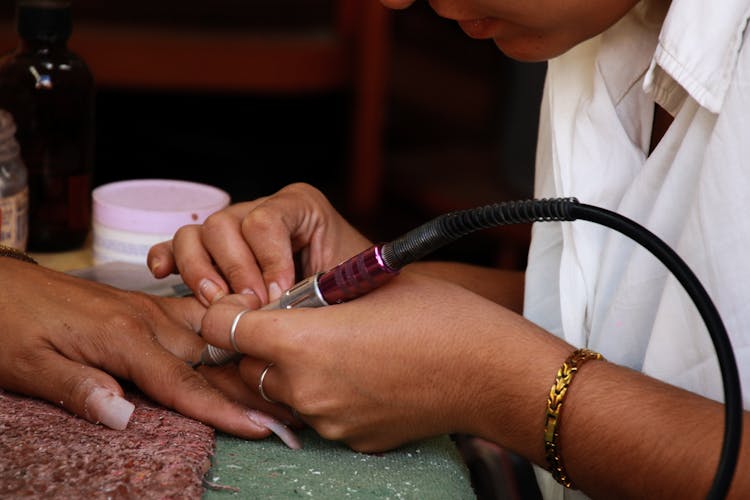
left=229, top=308, right=252, bottom=352
left=258, top=362, right=277, bottom=404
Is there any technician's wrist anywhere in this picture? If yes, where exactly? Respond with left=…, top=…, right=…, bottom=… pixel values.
left=469, top=330, right=573, bottom=466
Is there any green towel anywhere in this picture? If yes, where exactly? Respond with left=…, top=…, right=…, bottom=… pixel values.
left=205, top=429, right=475, bottom=499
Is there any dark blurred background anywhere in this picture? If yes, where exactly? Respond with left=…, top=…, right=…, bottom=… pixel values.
left=0, top=1, right=545, bottom=268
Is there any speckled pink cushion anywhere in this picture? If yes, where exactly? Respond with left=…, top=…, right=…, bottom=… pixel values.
left=0, top=389, right=214, bottom=498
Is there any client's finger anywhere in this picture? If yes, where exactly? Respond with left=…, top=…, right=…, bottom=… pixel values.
left=197, top=363, right=301, bottom=426
left=128, top=347, right=260, bottom=435
left=4, top=347, right=135, bottom=430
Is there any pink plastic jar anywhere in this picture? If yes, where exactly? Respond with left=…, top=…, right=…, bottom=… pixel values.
left=92, top=179, right=230, bottom=265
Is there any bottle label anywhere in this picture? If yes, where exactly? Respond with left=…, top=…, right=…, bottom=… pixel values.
left=0, top=187, right=29, bottom=250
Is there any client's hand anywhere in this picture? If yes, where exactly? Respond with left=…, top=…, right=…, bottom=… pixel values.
left=0, top=257, right=300, bottom=447
left=148, top=183, right=371, bottom=306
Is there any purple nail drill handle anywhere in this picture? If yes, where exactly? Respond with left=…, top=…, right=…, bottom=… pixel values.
left=318, top=244, right=399, bottom=304
left=199, top=245, right=399, bottom=366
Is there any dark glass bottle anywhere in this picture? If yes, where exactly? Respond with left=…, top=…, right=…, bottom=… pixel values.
left=0, top=0, right=94, bottom=251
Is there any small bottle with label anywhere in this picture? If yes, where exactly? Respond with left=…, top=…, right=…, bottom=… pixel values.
left=0, top=110, right=29, bottom=251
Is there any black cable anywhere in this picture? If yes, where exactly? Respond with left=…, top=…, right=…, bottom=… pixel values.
left=571, top=203, right=741, bottom=500
left=381, top=197, right=741, bottom=499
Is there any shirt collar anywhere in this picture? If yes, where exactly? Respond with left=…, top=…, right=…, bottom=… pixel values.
left=597, top=1, right=666, bottom=108
left=644, top=0, right=750, bottom=113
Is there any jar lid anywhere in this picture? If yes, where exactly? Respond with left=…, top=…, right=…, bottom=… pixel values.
left=92, top=179, right=230, bottom=235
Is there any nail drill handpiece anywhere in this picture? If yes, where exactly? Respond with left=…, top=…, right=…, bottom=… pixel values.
left=199, top=245, right=399, bottom=365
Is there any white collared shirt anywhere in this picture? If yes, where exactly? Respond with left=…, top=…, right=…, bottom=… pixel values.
left=524, top=1, right=750, bottom=497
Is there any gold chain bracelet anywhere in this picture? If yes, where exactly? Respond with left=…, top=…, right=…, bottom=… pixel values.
left=0, top=244, right=37, bottom=265
left=544, top=347, right=604, bottom=489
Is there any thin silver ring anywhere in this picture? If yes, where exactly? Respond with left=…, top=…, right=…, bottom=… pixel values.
left=258, top=362, right=277, bottom=404
left=229, top=308, right=252, bottom=352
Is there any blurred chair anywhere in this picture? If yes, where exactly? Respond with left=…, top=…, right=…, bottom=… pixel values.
left=0, top=0, right=391, bottom=217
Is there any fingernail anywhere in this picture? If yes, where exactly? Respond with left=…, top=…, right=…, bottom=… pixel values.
left=199, top=278, right=225, bottom=305
left=268, top=282, right=282, bottom=302
left=149, top=259, right=161, bottom=275
left=85, top=387, right=135, bottom=430
left=240, top=288, right=255, bottom=296
left=247, top=410, right=302, bottom=450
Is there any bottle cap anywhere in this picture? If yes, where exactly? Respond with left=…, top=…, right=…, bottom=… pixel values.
left=16, top=1, right=72, bottom=43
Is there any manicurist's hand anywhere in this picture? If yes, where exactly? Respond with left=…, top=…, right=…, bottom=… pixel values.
left=0, top=257, right=300, bottom=448
left=148, top=183, right=371, bottom=306
left=198, top=268, right=750, bottom=499
left=199, top=270, right=572, bottom=453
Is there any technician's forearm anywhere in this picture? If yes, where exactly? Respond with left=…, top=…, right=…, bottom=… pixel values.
left=561, top=361, right=749, bottom=498
left=407, top=261, right=525, bottom=313
left=472, top=332, right=750, bottom=499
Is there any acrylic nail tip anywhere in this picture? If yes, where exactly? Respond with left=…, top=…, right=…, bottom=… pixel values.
left=267, top=421, right=303, bottom=450
left=86, top=387, right=135, bottom=430
left=247, top=410, right=303, bottom=450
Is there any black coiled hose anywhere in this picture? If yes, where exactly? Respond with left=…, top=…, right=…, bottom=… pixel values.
left=381, top=198, right=578, bottom=269
left=381, top=197, right=741, bottom=499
